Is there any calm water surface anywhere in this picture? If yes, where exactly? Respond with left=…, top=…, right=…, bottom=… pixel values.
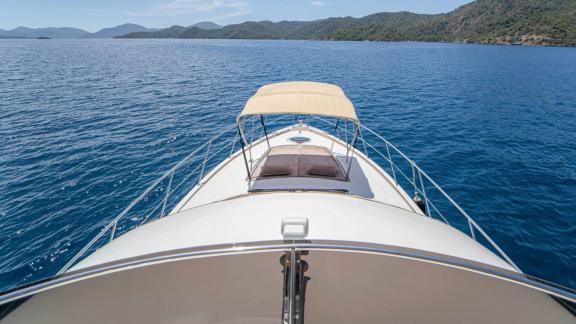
left=0, top=39, right=575, bottom=290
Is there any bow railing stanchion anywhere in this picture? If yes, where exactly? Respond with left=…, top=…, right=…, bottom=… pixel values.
left=469, top=219, right=477, bottom=240
left=229, top=133, right=238, bottom=157
left=110, top=222, right=117, bottom=242
left=417, top=168, right=431, bottom=217
left=199, top=139, right=213, bottom=183
left=358, top=126, right=369, bottom=158
left=386, top=143, right=398, bottom=186
left=160, top=169, right=175, bottom=218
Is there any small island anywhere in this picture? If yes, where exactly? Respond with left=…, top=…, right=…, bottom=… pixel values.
left=37, top=36, right=51, bottom=40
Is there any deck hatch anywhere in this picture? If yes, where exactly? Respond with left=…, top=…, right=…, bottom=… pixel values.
left=289, top=136, right=311, bottom=144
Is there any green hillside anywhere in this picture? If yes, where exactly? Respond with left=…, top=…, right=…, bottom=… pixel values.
left=118, top=0, right=576, bottom=46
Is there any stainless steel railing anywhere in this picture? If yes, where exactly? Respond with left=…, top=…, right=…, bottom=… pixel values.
left=58, top=114, right=520, bottom=275
left=312, top=116, right=521, bottom=271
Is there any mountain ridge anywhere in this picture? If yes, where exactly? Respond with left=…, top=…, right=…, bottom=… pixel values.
left=81, top=23, right=149, bottom=38
left=188, top=22, right=222, bottom=30
left=119, top=0, right=576, bottom=46
left=0, top=21, right=221, bottom=39
left=0, top=26, right=88, bottom=39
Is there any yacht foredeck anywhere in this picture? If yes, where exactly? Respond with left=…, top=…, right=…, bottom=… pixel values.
left=172, top=125, right=421, bottom=214
left=67, top=122, right=512, bottom=272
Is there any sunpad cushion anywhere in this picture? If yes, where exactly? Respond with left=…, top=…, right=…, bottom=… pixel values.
left=306, top=164, right=338, bottom=177
left=261, top=164, right=292, bottom=177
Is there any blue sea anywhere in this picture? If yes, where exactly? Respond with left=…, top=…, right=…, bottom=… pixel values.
left=0, top=39, right=575, bottom=291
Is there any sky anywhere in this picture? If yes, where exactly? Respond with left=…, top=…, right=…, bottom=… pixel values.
left=0, top=0, right=473, bottom=32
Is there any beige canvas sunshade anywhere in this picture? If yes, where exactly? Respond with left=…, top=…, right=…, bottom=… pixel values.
left=238, top=81, right=358, bottom=122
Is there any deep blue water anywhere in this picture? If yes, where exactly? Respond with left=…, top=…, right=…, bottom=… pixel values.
left=0, top=39, right=575, bottom=291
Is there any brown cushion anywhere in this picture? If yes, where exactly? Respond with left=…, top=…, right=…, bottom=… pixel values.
left=255, top=153, right=299, bottom=178
left=306, top=164, right=337, bottom=178
left=253, top=145, right=345, bottom=180
left=260, top=164, right=292, bottom=177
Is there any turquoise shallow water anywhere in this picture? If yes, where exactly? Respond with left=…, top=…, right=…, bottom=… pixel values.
left=0, top=39, right=575, bottom=291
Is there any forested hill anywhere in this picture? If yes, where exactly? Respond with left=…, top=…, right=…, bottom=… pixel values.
left=118, top=0, right=576, bottom=46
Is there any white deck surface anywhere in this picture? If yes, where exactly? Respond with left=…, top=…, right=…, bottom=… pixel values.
left=172, top=125, right=421, bottom=214
left=73, top=193, right=514, bottom=271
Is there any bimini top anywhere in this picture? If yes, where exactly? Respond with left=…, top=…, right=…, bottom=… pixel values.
left=238, top=81, right=358, bottom=122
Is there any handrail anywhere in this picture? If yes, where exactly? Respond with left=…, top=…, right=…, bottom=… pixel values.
left=57, top=116, right=292, bottom=275
left=311, top=115, right=521, bottom=271
left=2, top=241, right=575, bottom=307
left=58, top=123, right=239, bottom=274
left=360, top=124, right=521, bottom=271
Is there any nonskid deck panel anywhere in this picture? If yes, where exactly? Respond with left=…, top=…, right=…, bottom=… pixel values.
left=2, top=241, right=575, bottom=324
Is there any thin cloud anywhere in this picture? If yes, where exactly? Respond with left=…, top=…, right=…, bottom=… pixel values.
left=309, top=1, right=326, bottom=7
left=127, top=0, right=249, bottom=17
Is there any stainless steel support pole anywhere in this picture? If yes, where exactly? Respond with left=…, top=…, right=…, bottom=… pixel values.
left=288, top=249, right=297, bottom=324
left=260, top=115, right=270, bottom=149
left=345, top=126, right=359, bottom=181
left=237, top=124, right=252, bottom=180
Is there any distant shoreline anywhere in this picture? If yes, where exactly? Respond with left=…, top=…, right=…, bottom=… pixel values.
left=117, top=38, right=576, bottom=48
left=2, top=37, right=574, bottom=48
